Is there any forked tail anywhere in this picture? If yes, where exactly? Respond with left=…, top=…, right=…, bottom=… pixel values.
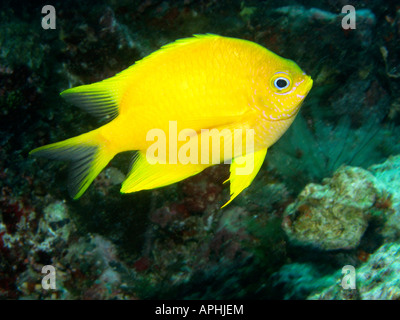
left=30, top=130, right=115, bottom=199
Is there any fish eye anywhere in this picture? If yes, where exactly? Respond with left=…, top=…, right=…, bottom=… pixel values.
left=274, top=77, right=290, bottom=90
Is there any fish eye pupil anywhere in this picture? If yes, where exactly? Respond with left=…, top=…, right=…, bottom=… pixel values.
left=277, top=79, right=287, bottom=88
left=275, top=78, right=289, bottom=89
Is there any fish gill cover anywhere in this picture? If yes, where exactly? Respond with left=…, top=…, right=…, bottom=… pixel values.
left=0, top=0, right=400, bottom=301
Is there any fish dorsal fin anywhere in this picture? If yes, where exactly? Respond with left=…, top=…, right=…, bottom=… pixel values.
left=60, top=34, right=221, bottom=120
left=60, top=65, right=137, bottom=120
left=221, top=148, right=268, bottom=208
left=134, top=34, right=221, bottom=68
left=160, top=34, right=221, bottom=51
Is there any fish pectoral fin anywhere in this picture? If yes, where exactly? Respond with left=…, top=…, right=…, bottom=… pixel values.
left=182, top=115, right=246, bottom=132
left=221, top=148, right=268, bottom=208
left=182, top=110, right=255, bottom=133
left=120, top=151, right=207, bottom=193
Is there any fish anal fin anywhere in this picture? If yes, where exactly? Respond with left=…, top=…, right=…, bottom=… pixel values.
left=221, top=148, right=268, bottom=208
left=120, top=152, right=207, bottom=193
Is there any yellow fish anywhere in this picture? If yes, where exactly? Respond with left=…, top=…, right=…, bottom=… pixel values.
left=30, top=34, right=313, bottom=207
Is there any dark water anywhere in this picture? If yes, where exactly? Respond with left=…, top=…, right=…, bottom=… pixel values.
left=1, top=0, right=400, bottom=300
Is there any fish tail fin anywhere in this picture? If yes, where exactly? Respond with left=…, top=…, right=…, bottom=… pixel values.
left=30, top=129, right=116, bottom=199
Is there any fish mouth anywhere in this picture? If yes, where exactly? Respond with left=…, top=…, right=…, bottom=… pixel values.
left=288, top=77, right=313, bottom=118
left=304, top=77, right=313, bottom=95
left=288, top=76, right=313, bottom=115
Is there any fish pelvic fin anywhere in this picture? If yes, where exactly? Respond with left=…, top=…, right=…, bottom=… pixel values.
left=221, top=148, right=268, bottom=208
left=30, top=130, right=116, bottom=199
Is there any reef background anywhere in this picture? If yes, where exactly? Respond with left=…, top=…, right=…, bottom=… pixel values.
left=1, top=0, right=400, bottom=299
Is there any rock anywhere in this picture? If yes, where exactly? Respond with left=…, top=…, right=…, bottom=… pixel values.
left=282, top=166, right=382, bottom=250
left=308, top=242, right=400, bottom=300
left=369, top=155, right=400, bottom=241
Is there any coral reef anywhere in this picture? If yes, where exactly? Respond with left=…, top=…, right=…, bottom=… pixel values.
left=369, top=155, right=400, bottom=241
left=268, top=114, right=400, bottom=192
left=273, top=155, right=400, bottom=299
left=272, top=263, right=339, bottom=300
left=308, top=242, right=400, bottom=300
left=1, top=0, right=400, bottom=300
